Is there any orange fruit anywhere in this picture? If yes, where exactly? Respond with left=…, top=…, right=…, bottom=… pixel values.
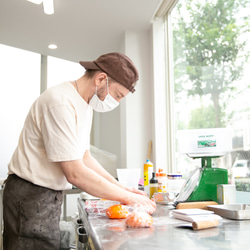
left=106, top=204, right=129, bottom=219
left=126, top=211, right=153, bottom=228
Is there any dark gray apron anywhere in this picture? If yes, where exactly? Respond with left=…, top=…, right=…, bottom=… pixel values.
left=3, top=174, right=63, bottom=250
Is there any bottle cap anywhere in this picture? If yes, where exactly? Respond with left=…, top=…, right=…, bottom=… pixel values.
left=146, top=159, right=153, bottom=165
left=150, top=172, right=158, bottom=183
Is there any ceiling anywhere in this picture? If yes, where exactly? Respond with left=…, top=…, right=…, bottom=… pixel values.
left=0, top=0, right=162, bottom=62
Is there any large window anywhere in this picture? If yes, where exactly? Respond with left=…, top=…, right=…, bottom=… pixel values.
left=170, top=0, right=250, bottom=192
left=47, top=56, right=84, bottom=88
left=0, top=44, right=40, bottom=178
left=0, top=45, right=85, bottom=179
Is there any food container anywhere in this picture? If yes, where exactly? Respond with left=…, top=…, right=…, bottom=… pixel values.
left=217, top=184, right=236, bottom=204
left=207, top=204, right=250, bottom=220
left=167, top=174, right=185, bottom=194
left=153, top=192, right=176, bottom=205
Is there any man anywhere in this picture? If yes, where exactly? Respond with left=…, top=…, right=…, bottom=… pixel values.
left=3, top=52, right=156, bottom=250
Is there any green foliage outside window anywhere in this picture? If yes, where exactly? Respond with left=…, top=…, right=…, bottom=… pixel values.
left=173, top=0, right=250, bottom=129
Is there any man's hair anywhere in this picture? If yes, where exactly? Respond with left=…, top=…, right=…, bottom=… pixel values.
left=84, top=69, right=99, bottom=78
left=84, top=69, right=116, bottom=83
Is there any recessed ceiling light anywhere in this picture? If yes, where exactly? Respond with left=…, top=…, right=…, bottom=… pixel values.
left=27, top=0, right=43, bottom=4
left=48, top=44, right=57, bottom=49
left=43, top=0, right=54, bottom=15
left=27, top=0, right=54, bottom=15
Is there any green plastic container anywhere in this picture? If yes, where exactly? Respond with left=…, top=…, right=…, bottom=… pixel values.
left=187, top=157, right=228, bottom=202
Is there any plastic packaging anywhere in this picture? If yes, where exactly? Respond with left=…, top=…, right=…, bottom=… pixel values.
left=149, top=172, right=158, bottom=199
left=85, top=200, right=120, bottom=214
left=126, top=211, right=153, bottom=228
left=144, top=159, right=153, bottom=196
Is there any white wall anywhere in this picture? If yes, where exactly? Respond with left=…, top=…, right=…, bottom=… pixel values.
left=92, top=105, right=121, bottom=168
left=124, top=30, right=155, bottom=171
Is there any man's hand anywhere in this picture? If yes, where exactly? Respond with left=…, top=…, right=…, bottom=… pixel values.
left=58, top=159, right=156, bottom=214
left=125, top=192, right=156, bottom=214
left=124, top=186, right=147, bottom=197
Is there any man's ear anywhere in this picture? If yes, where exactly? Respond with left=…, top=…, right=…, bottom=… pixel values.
left=95, top=72, right=107, bottom=86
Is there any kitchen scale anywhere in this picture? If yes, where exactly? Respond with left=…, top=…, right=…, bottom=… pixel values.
left=175, top=128, right=232, bottom=203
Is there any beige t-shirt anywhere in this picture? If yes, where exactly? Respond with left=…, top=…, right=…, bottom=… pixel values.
left=8, top=82, right=93, bottom=190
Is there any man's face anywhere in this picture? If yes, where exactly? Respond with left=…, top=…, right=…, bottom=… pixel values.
left=98, top=80, right=130, bottom=102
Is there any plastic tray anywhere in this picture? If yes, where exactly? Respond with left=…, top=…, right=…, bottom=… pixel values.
left=207, top=204, right=250, bottom=220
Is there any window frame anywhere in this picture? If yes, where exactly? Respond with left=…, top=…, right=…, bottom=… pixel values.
left=153, top=1, right=178, bottom=174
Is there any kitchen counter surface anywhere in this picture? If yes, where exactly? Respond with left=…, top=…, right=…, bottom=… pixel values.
left=77, top=198, right=250, bottom=250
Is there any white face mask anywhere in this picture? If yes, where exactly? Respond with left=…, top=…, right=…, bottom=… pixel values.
left=89, top=78, right=119, bottom=112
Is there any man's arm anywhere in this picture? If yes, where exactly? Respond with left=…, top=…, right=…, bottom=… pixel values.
left=82, top=150, right=147, bottom=196
left=59, top=159, right=126, bottom=202
left=82, top=150, right=118, bottom=185
left=58, top=159, right=156, bottom=213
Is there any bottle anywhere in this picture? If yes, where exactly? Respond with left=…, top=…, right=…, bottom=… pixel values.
left=149, top=172, right=158, bottom=199
left=162, top=173, right=168, bottom=193
left=138, top=178, right=144, bottom=191
left=156, top=169, right=167, bottom=193
left=144, top=159, right=153, bottom=196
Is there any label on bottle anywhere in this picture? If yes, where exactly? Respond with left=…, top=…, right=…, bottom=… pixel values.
left=144, top=164, right=153, bottom=186
left=158, top=181, right=162, bottom=192
left=144, top=164, right=148, bottom=186
left=149, top=185, right=158, bottom=199
left=144, top=161, right=153, bottom=197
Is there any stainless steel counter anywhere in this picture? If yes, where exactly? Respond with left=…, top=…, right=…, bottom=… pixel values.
left=77, top=198, right=250, bottom=250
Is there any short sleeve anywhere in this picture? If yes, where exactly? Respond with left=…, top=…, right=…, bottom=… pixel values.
left=41, top=104, right=83, bottom=162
